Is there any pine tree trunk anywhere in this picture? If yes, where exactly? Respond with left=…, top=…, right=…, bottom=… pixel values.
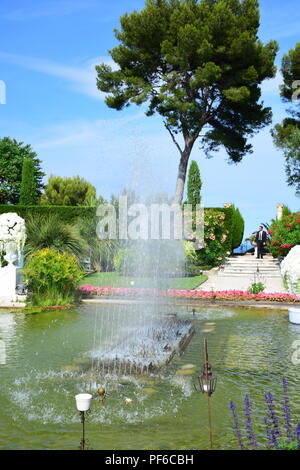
left=173, top=142, right=194, bottom=204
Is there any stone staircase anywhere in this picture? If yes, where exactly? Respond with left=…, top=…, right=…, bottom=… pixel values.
left=219, top=254, right=281, bottom=278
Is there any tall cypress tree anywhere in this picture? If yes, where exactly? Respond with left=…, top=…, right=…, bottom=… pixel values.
left=187, top=160, right=202, bottom=209
left=19, top=158, right=38, bottom=205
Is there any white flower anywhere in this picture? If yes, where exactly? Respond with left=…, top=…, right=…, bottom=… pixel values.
left=123, top=398, right=133, bottom=404
left=281, top=246, right=300, bottom=293
left=0, top=213, right=26, bottom=257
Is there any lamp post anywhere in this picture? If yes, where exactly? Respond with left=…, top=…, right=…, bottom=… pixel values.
left=194, top=339, right=217, bottom=450
left=211, top=283, right=216, bottom=303
left=75, top=393, right=92, bottom=450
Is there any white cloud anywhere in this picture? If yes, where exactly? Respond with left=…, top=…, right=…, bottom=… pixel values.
left=0, top=51, right=116, bottom=99
left=261, top=71, right=283, bottom=96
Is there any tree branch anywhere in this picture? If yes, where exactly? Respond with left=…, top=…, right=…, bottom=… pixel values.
left=164, top=122, right=183, bottom=155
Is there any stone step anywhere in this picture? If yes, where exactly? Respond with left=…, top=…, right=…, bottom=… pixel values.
left=219, top=271, right=281, bottom=277
left=226, top=258, right=279, bottom=262
left=224, top=263, right=280, bottom=267
left=224, top=265, right=279, bottom=269
left=225, top=266, right=280, bottom=270
left=219, top=273, right=281, bottom=278
left=224, top=264, right=279, bottom=268
left=225, top=262, right=279, bottom=267
left=221, top=268, right=281, bottom=273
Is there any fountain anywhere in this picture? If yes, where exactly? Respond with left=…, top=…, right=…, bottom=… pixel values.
left=0, top=213, right=26, bottom=306
left=90, top=191, right=196, bottom=376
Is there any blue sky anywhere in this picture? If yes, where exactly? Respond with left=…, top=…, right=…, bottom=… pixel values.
left=0, top=0, right=300, bottom=237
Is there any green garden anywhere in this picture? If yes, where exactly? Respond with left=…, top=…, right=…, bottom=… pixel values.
left=1, top=0, right=300, bottom=453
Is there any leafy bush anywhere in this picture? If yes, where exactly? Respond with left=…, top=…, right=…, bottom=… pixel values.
left=114, top=241, right=184, bottom=277
left=232, top=206, right=245, bottom=250
left=0, top=137, right=44, bottom=204
left=23, top=248, right=83, bottom=306
left=195, top=209, right=231, bottom=266
left=40, top=175, right=96, bottom=206
left=25, top=214, right=87, bottom=260
left=248, top=282, right=265, bottom=294
left=268, top=211, right=300, bottom=257
left=114, top=248, right=136, bottom=275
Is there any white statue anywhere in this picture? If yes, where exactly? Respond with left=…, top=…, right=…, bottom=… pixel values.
left=0, top=213, right=26, bottom=301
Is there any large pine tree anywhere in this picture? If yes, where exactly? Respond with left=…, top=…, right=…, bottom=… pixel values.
left=96, top=0, right=278, bottom=203
left=272, top=43, right=300, bottom=196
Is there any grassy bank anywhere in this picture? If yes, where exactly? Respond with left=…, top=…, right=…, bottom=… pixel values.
left=79, top=272, right=208, bottom=290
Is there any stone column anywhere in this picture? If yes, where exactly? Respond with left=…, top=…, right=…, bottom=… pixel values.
left=277, top=204, right=284, bottom=221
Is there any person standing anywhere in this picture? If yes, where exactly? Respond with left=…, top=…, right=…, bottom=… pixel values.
left=255, top=226, right=267, bottom=259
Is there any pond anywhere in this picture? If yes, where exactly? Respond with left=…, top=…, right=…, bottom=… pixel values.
left=0, top=304, right=299, bottom=450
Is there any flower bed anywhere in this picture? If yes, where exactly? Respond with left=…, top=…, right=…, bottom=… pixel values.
left=79, top=286, right=299, bottom=303
left=268, top=211, right=300, bottom=257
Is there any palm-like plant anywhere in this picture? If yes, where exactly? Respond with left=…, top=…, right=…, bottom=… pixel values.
left=24, top=214, right=87, bottom=259
left=75, top=215, right=119, bottom=272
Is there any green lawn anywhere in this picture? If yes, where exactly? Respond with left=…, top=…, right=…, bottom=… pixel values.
left=79, top=272, right=208, bottom=290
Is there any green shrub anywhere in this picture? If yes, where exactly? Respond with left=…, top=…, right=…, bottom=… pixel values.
left=114, top=248, right=136, bottom=275
left=268, top=211, right=300, bottom=257
left=25, top=214, right=87, bottom=260
left=23, top=248, right=84, bottom=306
left=187, top=160, right=202, bottom=209
left=19, top=158, right=38, bottom=205
left=248, top=282, right=265, bottom=294
left=231, top=206, right=245, bottom=250
left=114, top=241, right=184, bottom=277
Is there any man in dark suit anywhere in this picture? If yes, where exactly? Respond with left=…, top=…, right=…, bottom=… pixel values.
left=255, top=226, right=267, bottom=259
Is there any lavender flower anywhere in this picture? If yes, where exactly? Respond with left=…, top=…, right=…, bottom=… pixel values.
left=265, top=392, right=281, bottom=440
left=282, top=377, right=293, bottom=442
left=230, top=400, right=245, bottom=450
left=296, top=423, right=300, bottom=450
left=244, top=394, right=258, bottom=448
left=264, top=417, right=280, bottom=450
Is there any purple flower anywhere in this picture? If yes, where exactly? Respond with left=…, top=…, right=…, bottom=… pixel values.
left=296, top=423, right=300, bottom=450
left=282, top=377, right=293, bottom=442
left=244, top=395, right=258, bottom=448
left=230, top=400, right=245, bottom=450
left=265, top=392, right=281, bottom=440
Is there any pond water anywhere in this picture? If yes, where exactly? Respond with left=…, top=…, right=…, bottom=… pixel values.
left=0, top=304, right=300, bottom=450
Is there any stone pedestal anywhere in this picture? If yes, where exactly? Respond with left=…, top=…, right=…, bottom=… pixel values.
left=0, top=264, right=17, bottom=302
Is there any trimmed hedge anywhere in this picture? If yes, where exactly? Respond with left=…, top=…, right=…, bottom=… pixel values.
left=231, top=206, right=245, bottom=250
left=0, top=204, right=95, bottom=223
left=0, top=204, right=242, bottom=253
